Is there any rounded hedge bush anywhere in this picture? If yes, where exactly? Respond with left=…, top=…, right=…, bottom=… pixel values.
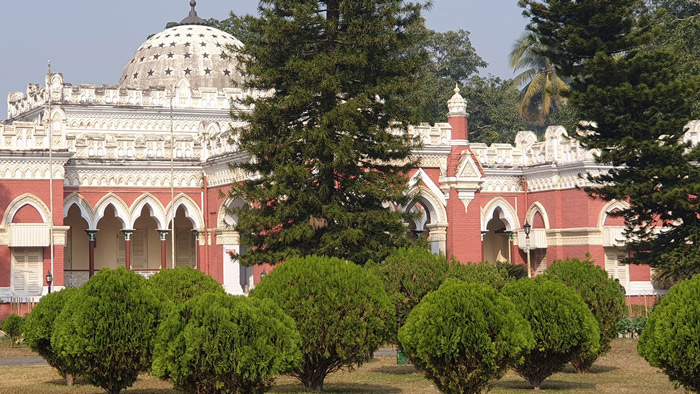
left=544, top=258, right=626, bottom=373
left=149, top=266, right=225, bottom=304
left=52, top=268, right=172, bottom=394
left=251, top=255, right=394, bottom=392
left=399, top=279, right=534, bottom=394
left=447, top=261, right=515, bottom=290
left=639, top=275, right=700, bottom=392
left=23, top=288, right=79, bottom=384
left=367, top=247, right=449, bottom=344
left=503, top=277, right=600, bottom=389
left=153, top=292, right=301, bottom=394
left=1, top=313, right=23, bottom=346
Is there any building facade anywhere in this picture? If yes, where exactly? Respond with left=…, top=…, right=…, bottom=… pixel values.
left=1, top=3, right=680, bottom=318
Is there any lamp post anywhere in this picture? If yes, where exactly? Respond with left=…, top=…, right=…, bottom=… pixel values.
left=45, top=271, right=53, bottom=294
left=524, top=221, right=531, bottom=278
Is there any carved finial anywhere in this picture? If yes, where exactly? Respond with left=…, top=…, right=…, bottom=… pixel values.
left=454, top=83, right=460, bottom=95
left=181, top=0, right=207, bottom=25
left=447, top=83, right=467, bottom=117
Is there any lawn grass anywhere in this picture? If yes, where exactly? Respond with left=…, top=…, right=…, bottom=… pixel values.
left=0, top=339, right=678, bottom=394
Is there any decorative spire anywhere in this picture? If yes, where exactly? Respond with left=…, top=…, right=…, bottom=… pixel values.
left=180, top=0, right=208, bottom=26
left=447, top=83, right=467, bottom=117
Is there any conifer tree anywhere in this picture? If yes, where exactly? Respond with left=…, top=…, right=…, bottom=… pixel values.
left=228, top=0, right=430, bottom=265
left=519, top=0, right=700, bottom=281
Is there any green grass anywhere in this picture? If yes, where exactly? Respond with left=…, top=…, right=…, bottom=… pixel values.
left=0, top=339, right=678, bottom=393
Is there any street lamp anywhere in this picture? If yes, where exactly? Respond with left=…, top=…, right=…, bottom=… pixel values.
left=523, top=221, right=532, bottom=278
left=45, top=271, right=53, bottom=294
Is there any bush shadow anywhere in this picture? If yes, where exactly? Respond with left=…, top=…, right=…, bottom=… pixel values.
left=560, top=363, right=619, bottom=374
left=495, top=378, right=596, bottom=391
left=369, top=365, right=417, bottom=375
left=272, top=382, right=401, bottom=393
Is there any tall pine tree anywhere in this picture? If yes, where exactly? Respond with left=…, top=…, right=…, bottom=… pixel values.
left=519, top=0, right=700, bottom=284
left=228, top=0, right=429, bottom=266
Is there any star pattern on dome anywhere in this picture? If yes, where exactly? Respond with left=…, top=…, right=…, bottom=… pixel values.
left=120, top=25, right=244, bottom=90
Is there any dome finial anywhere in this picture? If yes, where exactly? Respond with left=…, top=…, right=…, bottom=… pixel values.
left=181, top=0, right=207, bottom=25
left=454, top=83, right=460, bottom=95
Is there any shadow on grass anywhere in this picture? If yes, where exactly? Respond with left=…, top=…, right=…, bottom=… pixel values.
left=495, top=378, right=596, bottom=391
left=369, top=365, right=418, bottom=375
left=560, top=363, right=619, bottom=374
left=272, top=382, right=402, bottom=393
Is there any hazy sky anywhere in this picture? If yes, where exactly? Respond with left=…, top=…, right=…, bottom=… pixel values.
left=0, top=1, right=528, bottom=118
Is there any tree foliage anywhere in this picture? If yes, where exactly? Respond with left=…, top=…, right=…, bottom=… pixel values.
left=251, top=255, right=393, bottom=392
left=52, top=268, right=171, bottom=394
left=503, top=277, right=600, bottom=389
left=149, top=266, right=224, bottom=305
left=639, top=274, right=700, bottom=392
left=1, top=314, right=23, bottom=347
left=23, top=288, right=79, bottom=383
left=509, top=31, right=569, bottom=125
left=153, top=293, right=301, bottom=394
left=446, top=261, right=516, bottom=290
left=419, top=29, right=487, bottom=124
left=367, top=247, right=450, bottom=345
left=544, top=258, right=626, bottom=373
left=229, top=0, right=431, bottom=266
left=399, top=279, right=534, bottom=394
left=462, top=76, right=526, bottom=144
left=519, top=0, right=700, bottom=282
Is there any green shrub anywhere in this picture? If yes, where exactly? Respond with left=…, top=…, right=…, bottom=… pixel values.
left=544, top=258, right=626, bottom=373
left=23, top=288, right=79, bottom=384
left=447, top=261, right=515, bottom=290
left=367, top=247, right=449, bottom=344
left=639, top=275, right=700, bottom=392
left=149, top=266, right=225, bottom=304
left=503, top=277, right=600, bottom=389
left=399, top=279, right=534, bottom=394
left=251, top=255, right=394, bottom=392
left=1, top=314, right=23, bottom=347
left=153, top=293, right=301, bottom=394
left=52, top=268, right=172, bottom=394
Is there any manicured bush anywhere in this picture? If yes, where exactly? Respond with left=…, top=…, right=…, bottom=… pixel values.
left=23, top=288, right=79, bottom=384
left=447, top=260, right=515, bottom=290
left=367, top=247, right=449, bottom=344
left=153, top=292, right=301, bottom=394
left=399, top=279, right=534, bottom=394
left=1, top=314, right=23, bottom=347
left=149, top=266, right=224, bottom=304
left=251, top=255, right=394, bottom=392
left=52, top=268, right=172, bottom=394
left=639, top=275, right=700, bottom=392
left=544, top=258, right=626, bottom=373
left=503, top=277, right=600, bottom=389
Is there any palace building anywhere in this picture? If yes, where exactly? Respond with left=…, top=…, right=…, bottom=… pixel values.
left=1, top=2, right=681, bottom=318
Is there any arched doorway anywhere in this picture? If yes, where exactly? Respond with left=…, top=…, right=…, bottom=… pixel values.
left=482, top=208, right=511, bottom=263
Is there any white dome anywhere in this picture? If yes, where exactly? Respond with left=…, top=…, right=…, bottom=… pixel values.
left=119, top=24, right=243, bottom=91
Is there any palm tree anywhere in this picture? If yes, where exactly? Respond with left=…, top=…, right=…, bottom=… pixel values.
left=509, top=32, right=569, bottom=125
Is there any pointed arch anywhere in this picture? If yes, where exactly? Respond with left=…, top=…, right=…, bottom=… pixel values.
left=599, top=200, right=630, bottom=229
left=129, top=193, right=167, bottom=229
left=218, top=197, right=248, bottom=229
left=94, top=193, right=130, bottom=229
left=481, top=197, right=518, bottom=232
left=63, top=193, right=95, bottom=226
left=167, top=194, right=204, bottom=229
left=525, top=202, right=551, bottom=230
left=2, top=194, right=50, bottom=227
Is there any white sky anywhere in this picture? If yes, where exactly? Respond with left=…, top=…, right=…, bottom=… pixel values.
left=0, top=0, right=528, bottom=118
